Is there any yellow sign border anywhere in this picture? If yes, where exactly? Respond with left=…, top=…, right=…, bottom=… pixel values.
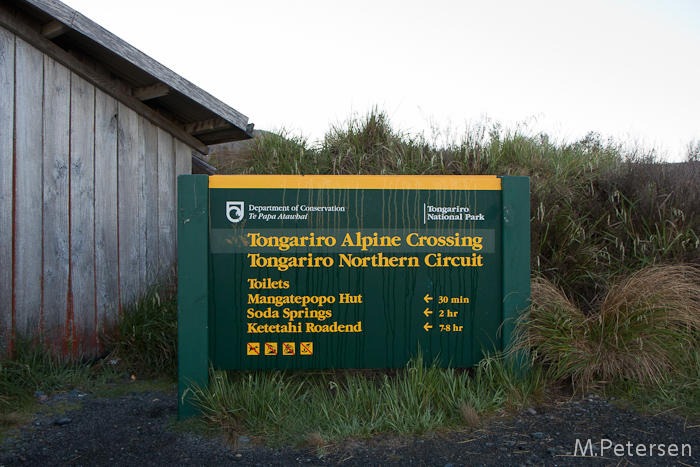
left=209, top=175, right=501, bottom=191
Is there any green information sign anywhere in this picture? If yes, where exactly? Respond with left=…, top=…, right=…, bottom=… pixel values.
left=177, top=175, right=530, bottom=418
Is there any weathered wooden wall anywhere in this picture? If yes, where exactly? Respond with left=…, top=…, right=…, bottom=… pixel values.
left=0, top=28, right=192, bottom=355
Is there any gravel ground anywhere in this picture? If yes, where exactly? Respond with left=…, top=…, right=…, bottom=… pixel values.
left=1, top=388, right=699, bottom=467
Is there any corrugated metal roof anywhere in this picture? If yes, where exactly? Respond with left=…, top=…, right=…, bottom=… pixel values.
left=4, top=0, right=254, bottom=151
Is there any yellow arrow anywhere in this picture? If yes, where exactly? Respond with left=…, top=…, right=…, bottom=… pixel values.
left=424, top=323, right=433, bottom=332
left=423, top=308, right=432, bottom=317
left=423, top=294, right=433, bottom=303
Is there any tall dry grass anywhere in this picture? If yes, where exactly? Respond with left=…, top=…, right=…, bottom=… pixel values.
left=518, top=265, right=700, bottom=390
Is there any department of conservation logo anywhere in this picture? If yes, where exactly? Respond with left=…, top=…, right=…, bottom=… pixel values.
left=226, top=201, right=245, bottom=223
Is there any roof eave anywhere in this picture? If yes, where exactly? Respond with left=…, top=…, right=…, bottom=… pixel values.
left=13, top=0, right=254, bottom=148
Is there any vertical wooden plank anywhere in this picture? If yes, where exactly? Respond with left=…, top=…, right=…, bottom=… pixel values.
left=157, top=129, right=175, bottom=283
left=42, top=55, right=70, bottom=351
left=94, top=90, right=119, bottom=333
left=117, top=103, right=140, bottom=305
left=69, top=74, right=96, bottom=354
left=139, top=117, right=156, bottom=288
left=0, top=28, right=14, bottom=351
left=174, top=139, right=192, bottom=177
left=134, top=116, right=146, bottom=297
left=142, top=119, right=159, bottom=284
left=13, top=38, right=43, bottom=341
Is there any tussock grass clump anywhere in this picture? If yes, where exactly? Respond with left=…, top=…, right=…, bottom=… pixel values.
left=322, top=109, right=439, bottom=175
left=210, top=130, right=316, bottom=175
left=242, top=131, right=316, bottom=175
left=520, top=265, right=700, bottom=390
left=102, top=284, right=178, bottom=378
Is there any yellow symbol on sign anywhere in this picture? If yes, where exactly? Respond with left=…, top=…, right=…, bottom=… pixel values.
left=264, top=342, right=278, bottom=355
left=247, top=342, right=260, bottom=356
left=283, top=342, right=295, bottom=355
left=300, top=342, right=313, bottom=355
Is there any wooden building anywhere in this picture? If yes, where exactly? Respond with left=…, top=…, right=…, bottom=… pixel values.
left=0, top=0, right=253, bottom=355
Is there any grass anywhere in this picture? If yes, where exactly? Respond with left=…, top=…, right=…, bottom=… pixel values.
left=101, top=283, right=178, bottom=378
left=610, top=349, right=700, bottom=417
left=518, top=265, right=700, bottom=391
left=0, top=338, right=105, bottom=402
left=0, top=338, right=121, bottom=438
left=188, top=353, right=544, bottom=447
left=90, top=379, right=176, bottom=399
left=0, top=411, right=30, bottom=433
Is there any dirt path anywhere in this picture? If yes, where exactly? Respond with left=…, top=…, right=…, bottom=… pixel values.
left=1, top=390, right=698, bottom=466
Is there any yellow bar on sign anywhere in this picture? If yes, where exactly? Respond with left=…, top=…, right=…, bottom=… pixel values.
left=208, top=175, right=501, bottom=191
